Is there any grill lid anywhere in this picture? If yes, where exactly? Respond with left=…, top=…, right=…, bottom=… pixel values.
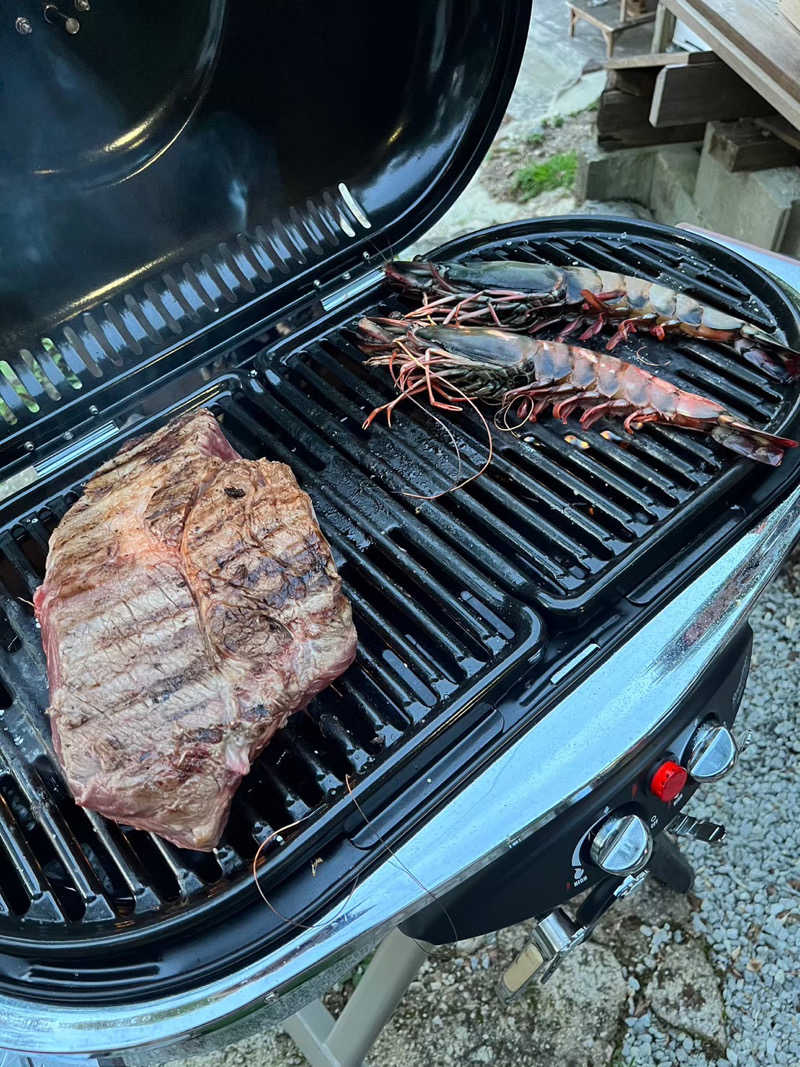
left=1, top=0, right=530, bottom=357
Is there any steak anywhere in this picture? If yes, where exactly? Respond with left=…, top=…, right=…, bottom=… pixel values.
left=34, top=409, right=357, bottom=851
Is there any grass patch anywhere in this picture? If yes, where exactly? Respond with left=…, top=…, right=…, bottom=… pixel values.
left=349, top=953, right=374, bottom=990
left=514, top=151, right=577, bottom=200
left=568, top=100, right=600, bottom=118
left=526, top=132, right=545, bottom=147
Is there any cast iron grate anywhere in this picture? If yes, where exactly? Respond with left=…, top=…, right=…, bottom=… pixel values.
left=364, top=222, right=798, bottom=613
left=0, top=219, right=796, bottom=942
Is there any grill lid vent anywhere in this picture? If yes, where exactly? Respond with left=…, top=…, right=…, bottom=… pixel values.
left=1, top=1, right=531, bottom=384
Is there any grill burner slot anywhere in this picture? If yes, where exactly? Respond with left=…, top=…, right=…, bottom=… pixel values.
left=0, top=221, right=795, bottom=979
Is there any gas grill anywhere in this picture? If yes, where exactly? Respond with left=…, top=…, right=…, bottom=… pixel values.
left=1, top=2, right=800, bottom=1063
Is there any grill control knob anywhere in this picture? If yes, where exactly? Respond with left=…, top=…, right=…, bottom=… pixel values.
left=686, top=720, right=738, bottom=782
left=590, top=813, right=652, bottom=876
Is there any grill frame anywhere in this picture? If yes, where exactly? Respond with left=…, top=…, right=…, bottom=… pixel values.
left=0, top=216, right=798, bottom=1006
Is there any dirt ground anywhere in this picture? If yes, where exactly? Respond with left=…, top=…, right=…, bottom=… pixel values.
left=481, top=108, right=598, bottom=204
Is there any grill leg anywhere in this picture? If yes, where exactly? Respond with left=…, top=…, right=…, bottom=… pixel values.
left=284, top=928, right=432, bottom=1067
left=648, top=832, right=695, bottom=894
left=283, top=998, right=338, bottom=1067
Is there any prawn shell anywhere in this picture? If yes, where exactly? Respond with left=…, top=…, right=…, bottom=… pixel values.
left=674, top=390, right=725, bottom=421
left=566, top=349, right=597, bottom=389
left=595, top=354, right=624, bottom=398
left=410, top=260, right=784, bottom=348
left=359, top=316, right=797, bottom=467
left=415, top=324, right=540, bottom=369
left=442, top=260, right=565, bottom=296
left=693, top=304, right=745, bottom=332
left=616, top=275, right=653, bottom=311
left=618, top=362, right=653, bottom=407
left=643, top=374, right=678, bottom=417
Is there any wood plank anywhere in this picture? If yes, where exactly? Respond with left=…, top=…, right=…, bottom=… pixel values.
left=598, top=122, right=706, bottom=148
left=649, top=60, right=772, bottom=127
left=674, top=0, right=800, bottom=100
left=598, top=87, right=652, bottom=130
left=706, top=119, right=800, bottom=170
left=597, top=87, right=705, bottom=147
left=757, top=114, right=800, bottom=151
left=779, top=0, right=800, bottom=31
left=607, top=67, right=661, bottom=95
left=663, top=0, right=800, bottom=129
left=651, top=2, right=677, bottom=48
left=605, top=49, right=715, bottom=68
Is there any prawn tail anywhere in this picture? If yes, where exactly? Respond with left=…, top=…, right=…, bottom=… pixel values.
left=712, top=415, right=799, bottom=467
left=732, top=336, right=800, bottom=383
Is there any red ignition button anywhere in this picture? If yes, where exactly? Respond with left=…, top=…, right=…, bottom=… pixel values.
left=650, top=761, right=688, bottom=803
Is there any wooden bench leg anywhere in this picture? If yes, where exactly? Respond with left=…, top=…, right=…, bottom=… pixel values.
left=651, top=2, right=677, bottom=51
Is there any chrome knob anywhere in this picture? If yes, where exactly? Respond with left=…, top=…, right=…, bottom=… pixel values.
left=686, top=720, right=738, bottom=782
left=590, top=813, right=652, bottom=876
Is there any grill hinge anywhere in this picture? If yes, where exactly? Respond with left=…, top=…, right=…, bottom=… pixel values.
left=0, top=422, right=119, bottom=504
left=321, top=268, right=384, bottom=313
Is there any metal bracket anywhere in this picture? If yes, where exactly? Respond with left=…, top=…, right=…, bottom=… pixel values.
left=667, top=813, right=727, bottom=844
left=498, top=870, right=648, bottom=1001
left=283, top=928, right=431, bottom=1067
left=0, top=420, right=119, bottom=506
left=320, top=268, right=383, bottom=314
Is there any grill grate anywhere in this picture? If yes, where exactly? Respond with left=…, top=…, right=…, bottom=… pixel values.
left=0, top=219, right=796, bottom=948
left=0, top=377, right=536, bottom=931
left=285, top=323, right=787, bottom=613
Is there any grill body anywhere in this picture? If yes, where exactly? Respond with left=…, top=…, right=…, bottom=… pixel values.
left=11, top=1, right=800, bottom=1057
left=0, top=214, right=798, bottom=1058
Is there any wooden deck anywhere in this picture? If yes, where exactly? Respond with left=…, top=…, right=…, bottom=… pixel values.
left=662, top=0, right=800, bottom=130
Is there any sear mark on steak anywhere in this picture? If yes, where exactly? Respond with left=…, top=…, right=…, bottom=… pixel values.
left=33, top=409, right=357, bottom=851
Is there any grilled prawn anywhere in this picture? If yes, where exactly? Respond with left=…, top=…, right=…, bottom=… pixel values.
left=358, top=318, right=797, bottom=466
left=384, top=259, right=800, bottom=382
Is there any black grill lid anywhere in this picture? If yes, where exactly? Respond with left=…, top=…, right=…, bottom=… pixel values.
left=1, top=0, right=531, bottom=354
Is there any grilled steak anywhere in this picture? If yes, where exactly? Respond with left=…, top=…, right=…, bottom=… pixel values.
left=34, top=409, right=357, bottom=850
